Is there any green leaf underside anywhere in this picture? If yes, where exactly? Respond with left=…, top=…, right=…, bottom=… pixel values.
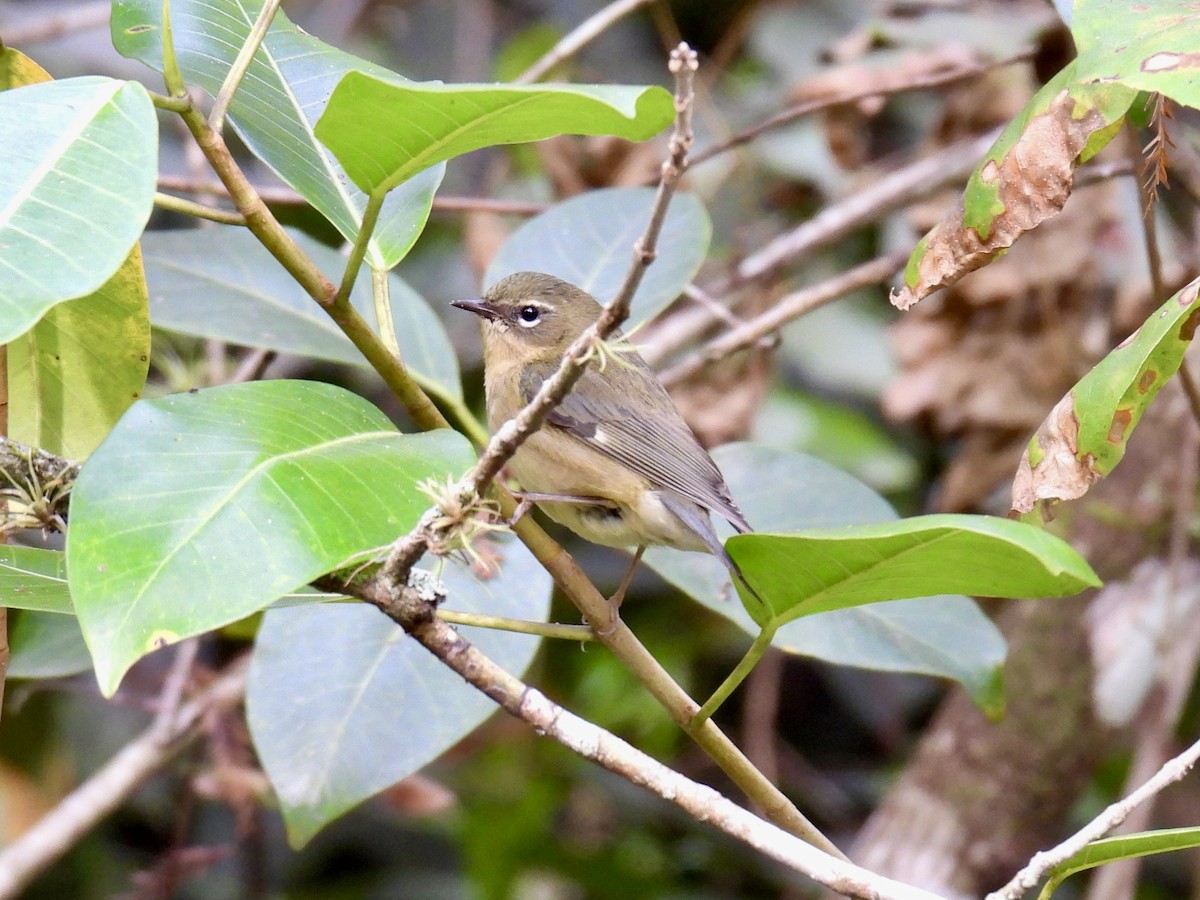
left=9, top=612, right=92, bottom=680
left=141, top=228, right=462, bottom=398
left=67, top=380, right=475, bottom=695
left=484, top=188, right=711, bottom=327
left=1040, top=828, right=1200, bottom=900
left=0, top=546, right=72, bottom=614
left=1075, top=277, right=1200, bottom=477
left=111, top=0, right=442, bottom=270
left=644, top=444, right=1008, bottom=697
left=10, top=246, right=151, bottom=459
left=247, top=538, right=552, bottom=846
left=729, top=514, right=1100, bottom=630
left=315, top=72, right=674, bottom=195
left=0, top=76, right=156, bottom=344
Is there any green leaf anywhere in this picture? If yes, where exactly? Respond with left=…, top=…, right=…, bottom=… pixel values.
left=315, top=73, right=674, bottom=195
left=0, top=45, right=51, bottom=90
left=1039, top=828, right=1200, bottom=900
left=9, top=612, right=92, bottom=680
left=248, top=537, right=552, bottom=846
left=10, top=246, right=151, bottom=458
left=111, top=0, right=442, bottom=270
left=141, top=228, right=462, bottom=399
left=67, top=380, right=475, bottom=696
left=730, top=514, right=1100, bottom=629
left=484, top=188, right=711, bottom=326
left=0, top=546, right=72, bottom=614
left=0, top=76, right=156, bottom=343
left=644, top=445, right=1006, bottom=697
left=1072, top=0, right=1200, bottom=108
left=1013, top=276, right=1200, bottom=512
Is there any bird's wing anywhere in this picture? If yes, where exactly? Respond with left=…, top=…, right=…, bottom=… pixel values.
left=520, top=358, right=752, bottom=532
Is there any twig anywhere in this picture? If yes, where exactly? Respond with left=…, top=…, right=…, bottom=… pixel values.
left=347, top=575, right=936, bottom=900
left=641, top=129, right=1000, bottom=366
left=209, top=0, right=283, bottom=133
left=659, top=252, right=905, bottom=387
left=0, top=657, right=249, bottom=900
left=987, top=736, right=1200, bottom=900
left=515, top=0, right=658, bottom=84
left=228, top=348, right=276, bottom=384
left=689, top=51, right=1028, bottom=169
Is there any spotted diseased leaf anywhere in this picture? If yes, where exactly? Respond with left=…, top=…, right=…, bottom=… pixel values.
left=1012, top=276, right=1200, bottom=513
left=891, top=67, right=1135, bottom=310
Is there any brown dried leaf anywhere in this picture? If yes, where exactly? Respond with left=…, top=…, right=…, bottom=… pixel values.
left=1010, top=392, right=1097, bottom=515
left=892, top=88, right=1110, bottom=310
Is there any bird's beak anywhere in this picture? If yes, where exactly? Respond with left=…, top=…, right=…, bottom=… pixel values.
left=451, top=298, right=501, bottom=321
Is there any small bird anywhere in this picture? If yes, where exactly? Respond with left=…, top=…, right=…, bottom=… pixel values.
left=453, top=271, right=753, bottom=609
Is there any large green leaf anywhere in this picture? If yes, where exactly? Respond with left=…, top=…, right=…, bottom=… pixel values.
left=2, top=51, right=151, bottom=460
left=645, top=444, right=1006, bottom=696
left=1013, top=275, right=1200, bottom=512
left=315, top=73, right=673, bottom=195
left=248, top=536, right=552, bottom=846
left=67, top=380, right=475, bottom=695
left=0, top=546, right=72, bottom=614
left=141, top=228, right=462, bottom=399
left=730, top=515, right=1100, bottom=629
left=484, top=189, right=711, bottom=327
left=111, top=0, right=443, bottom=270
left=0, top=76, right=156, bottom=343
left=10, top=247, right=151, bottom=459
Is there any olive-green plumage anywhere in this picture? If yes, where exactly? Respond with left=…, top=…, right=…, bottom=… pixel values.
left=453, top=272, right=751, bottom=582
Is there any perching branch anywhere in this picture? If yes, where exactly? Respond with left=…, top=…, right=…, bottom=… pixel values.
left=332, top=572, right=931, bottom=899
left=515, top=0, right=658, bottom=84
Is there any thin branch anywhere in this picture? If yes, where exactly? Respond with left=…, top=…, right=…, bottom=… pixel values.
left=381, top=41, right=702, bottom=590
left=987, top=736, right=1200, bottom=900
left=154, top=191, right=246, bottom=226
left=641, top=128, right=1000, bottom=367
left=0, top=657, right=249, bottom=900
left=689, top=51, right=1029, bottom=169
left=208, top=0, right=283, bottom=133
left=659, top=252, right=905, bottom=387
left=364, top=43, right=841, bottom=855
left=515, top=0, right=658, bottom=84
left=344, top=574, right=936, bottom=900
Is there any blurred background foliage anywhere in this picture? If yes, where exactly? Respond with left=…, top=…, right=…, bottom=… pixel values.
left=1, top=0, right=1197, bottom=897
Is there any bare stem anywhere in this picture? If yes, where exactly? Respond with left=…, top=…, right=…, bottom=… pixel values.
left=515, top=0, right=657, bottom=84
left=208, top=0, right=282, bottom=133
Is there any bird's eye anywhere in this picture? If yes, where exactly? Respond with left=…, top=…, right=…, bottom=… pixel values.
left=518, top=305, right=541, bottom=325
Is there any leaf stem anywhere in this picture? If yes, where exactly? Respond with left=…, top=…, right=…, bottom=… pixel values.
left=160, top=0, right=185, bottom=98
left=153, top=191, right=246, bottom=226
left=337, top=191, right=385, bottom=306
left=370, top=267, right=401, bottom=357
left=694, top=626, right=776, bottom=725
left=208, top=0, right=282, bottom=133
left=437, top=608, right=595, bottom=641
